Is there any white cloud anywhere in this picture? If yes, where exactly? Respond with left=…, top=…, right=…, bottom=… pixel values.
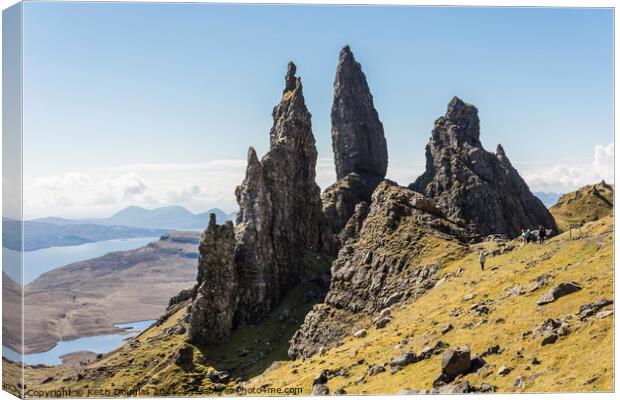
left=33, top=171, right=90, bottom=191
left=593, top=143, right=614, bottom=180
left=520, top=143, right=614, bottom=193
left=24, top=162, right=248, bottom=219
left=24, top=143, right=613, bottom=219
left=103, top=173, right=147, bottom=199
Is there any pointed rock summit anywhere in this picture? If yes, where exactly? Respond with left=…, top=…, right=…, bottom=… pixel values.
left=410, top=97, right=557, bottom=238
left=323, top=46, right=389, bottom=238
left=188, top=63, right=332, bottom=344
left=331, top=45, right=388, bottom=180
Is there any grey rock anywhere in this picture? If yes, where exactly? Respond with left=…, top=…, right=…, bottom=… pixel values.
left=514, top=376, right=525, bottom=388
left=323, top=46, right=388, bottom=238
left=577, top=298, right=613, bottom=320
left=498, top=366, right=511, bottom=375
left=288, top=182, right=468, bottom=359
left=188, top=215, right=237, bottom=344
left=188, top=63, right=333, bottom=345
left=173, top=346, right=195, bottom=372
left=375, top=317, right=392, bottom=329
left=437, top=381, right=470, bottom=393
left=390, top=352, right=417, bottom=368
left=440, top=324, right=454, bottom=335
left=537, top=282, right=582, bottom=305
left=384, top=293, right=402, bottom=307
left=311, top=384, right=329, bottom=395
left=481, top=345, right=503, bottom=357
left=353, top=329, right=368, bottom=338
left=541, top=333, right=558, bottom=346
left=410, top=97, right=557, bottom=238
left=441, top=347, right=471, bottom=383
left=332, top=45, right=387, bottom=182
left=367, top=364, right=386, bottom=376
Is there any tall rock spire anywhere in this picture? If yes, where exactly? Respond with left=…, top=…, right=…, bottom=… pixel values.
left=331, top=45, right=388, bottom=180
left=188, top=62, right=333, bottom=344
left=323, top=46, right=389, bottom=240
left=410, top=97, right=557, bottom=238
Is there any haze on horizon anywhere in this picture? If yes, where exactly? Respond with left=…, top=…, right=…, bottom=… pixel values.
left=18, top=3, right=613, bottom=219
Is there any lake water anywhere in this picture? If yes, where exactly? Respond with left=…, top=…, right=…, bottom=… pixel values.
left=3, top=236, right=159, bottom=284
left=2, top=320, right=155, bottom=366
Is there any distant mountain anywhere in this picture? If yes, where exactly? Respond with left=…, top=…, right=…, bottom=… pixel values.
left=2, top=218, right=166, bottom=251
left=534, top=192, right=563, bottom=208
left=33, top=206, right=237, bottom=230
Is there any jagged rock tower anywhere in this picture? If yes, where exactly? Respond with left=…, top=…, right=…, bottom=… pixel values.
left=188, top=215, right=237, bottom=344
left=188, top=62, right=332, bottom=344
left=410, top=96, right=557, bottom=238
left=322, top=46, right=388, bottom=239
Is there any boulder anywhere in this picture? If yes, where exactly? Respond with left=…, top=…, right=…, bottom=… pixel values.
left=498, top=366, right=511, bottom=375
left=367, top=365, right=386, bottom=376
left=390, top=352, right=417, bottom=368
left=441, top=347, right=471, bottom=383
left=536, top=282, right=582, bottom=305
left=353, top=329, right=368, bottom=338
left=577, top=299, right=613, bottom=320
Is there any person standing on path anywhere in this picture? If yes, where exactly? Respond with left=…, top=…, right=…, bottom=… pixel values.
left=479, top=250, right=486, bottom=271
left=538, top=225, right=547, bottom=244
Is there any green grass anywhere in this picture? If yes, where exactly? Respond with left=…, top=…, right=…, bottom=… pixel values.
left=550, top=181, right=613, bottom=232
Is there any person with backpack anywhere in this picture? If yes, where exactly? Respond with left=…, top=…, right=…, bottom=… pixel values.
left=538, top=225, right=547, bottom=244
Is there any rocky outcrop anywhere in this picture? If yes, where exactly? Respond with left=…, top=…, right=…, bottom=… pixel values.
left=188, top=63, right=332, bottom=344
left=323, top=46, right=388, bottom=236
left=288, top=181, right=468, bottom=358
left=331, top=45, right=387, bottom=180
left=188, top=215, right=237, bottom=344
left=233, top=62, right=333, bottom=326
left=410, top=97, right=557, bottom=238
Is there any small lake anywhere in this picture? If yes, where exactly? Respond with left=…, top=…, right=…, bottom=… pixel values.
left=2, top=320, right=155, bottom=366
left=3, top=236, right=159, bottom=284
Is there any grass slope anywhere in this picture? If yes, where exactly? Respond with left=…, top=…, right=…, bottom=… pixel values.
left=550, top=181, right=613, bottom=232
left=16, top=217, right=613, bottom=395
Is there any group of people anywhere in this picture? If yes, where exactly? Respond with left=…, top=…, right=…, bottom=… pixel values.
left=520, top=225, right=547, bottom=246
left=478, top=224, right=548, bottom=271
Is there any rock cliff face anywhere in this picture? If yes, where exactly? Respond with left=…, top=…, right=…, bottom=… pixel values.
left=323, top=46, right=388, bottom=236
left=331, top=46, right=388, bottom=180
left=188, top=215, right=237, bottom=344
left=410, top=97, right=557, bottom=238
left=289, top=181, right=468, bottom=358
left=188, top=63, right=332, bottom=344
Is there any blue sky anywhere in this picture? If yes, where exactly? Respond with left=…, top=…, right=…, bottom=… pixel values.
left=20, top=3, right=614, bottom=218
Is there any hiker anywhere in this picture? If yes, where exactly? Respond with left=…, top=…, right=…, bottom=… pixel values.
left=479, top=250, right=486, bottom=271
left=520, top=229, right=527, bottom=245
left=538, top=225, right=547, bottom=244
left=525, top=229, right=533, bottom=244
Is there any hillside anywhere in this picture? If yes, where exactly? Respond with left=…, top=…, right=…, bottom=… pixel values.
left=550, top=181, right=613, bottom=232
left=15, top=232, right=200, bottom=354
left=16, top=215, right=613, bottom=394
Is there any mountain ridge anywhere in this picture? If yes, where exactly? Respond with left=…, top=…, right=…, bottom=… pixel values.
left=31, top=205, right=237, bottom=230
